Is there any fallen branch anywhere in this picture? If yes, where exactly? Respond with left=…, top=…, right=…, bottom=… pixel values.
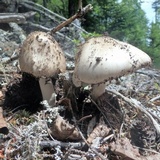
left=0, top=14, right=25, bottom=23
left=9, top=22, right=26, bottom=43
left=136, top=70, right=160, bottom=78
left=106, top=89, right=160, bottom=136
left=27, top=22, right=73, bottom=42
left=2, top=49, right=20, bottom=65
left=150, top=95, right=160, bottom=102
left=39, top=140, right=85, bottom=149
left=21, top=0, right=88, bottom=33
left=0, top=12, right=36, bottom=24
left=50, top=4, right=93, bottom=35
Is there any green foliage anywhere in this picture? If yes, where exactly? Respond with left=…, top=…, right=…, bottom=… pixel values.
left=117, top=0, right=149, bottom=50
left=82, top=0, right=120, bottom=33
left=72, top=39, right=81, bottom=46
left=154, top=82, right=160, bottom=91
left=81, top=32, right=101, bottom=40
left=34, top=13, right=41, bottom=22
left=148, top=22, right=160, bottom=68
left=152, top=0, right=160, bottom=22
left=14, top=110, right=35, bottom=125
left=72, top=32, right=101, bottom=45
left=46, top=0, right=68, bottom=16
left=34, top=0, right=68, bottom=16
left=82, top=0, right=149, bottom=51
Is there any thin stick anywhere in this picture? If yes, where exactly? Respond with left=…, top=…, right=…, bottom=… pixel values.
left=78, top=115, right=92, bottom=123
left=40, top=140, right=85, bottom=149
left=78, top=0, right=82, bottom=10
left=101, top=134, right=114, bottom=143
left=106, top=89, right=160, bottom=135
left=50, top=4, right=93, bottom=35
left=150, top=95, right=160, bottom=102
left=4, top=139, right=12, bottom=160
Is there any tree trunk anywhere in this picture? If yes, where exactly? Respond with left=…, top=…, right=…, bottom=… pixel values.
left=68, top=0, right=79, bottom=17
left=43, top=0, right=47, bottom=8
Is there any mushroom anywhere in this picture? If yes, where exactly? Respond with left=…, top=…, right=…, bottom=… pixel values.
left=72, top=36, right=151, bottom=100
left=19, top=31, right=66, bottom=105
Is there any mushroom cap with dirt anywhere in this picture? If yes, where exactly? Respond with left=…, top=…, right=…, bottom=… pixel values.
left=72, top=36, right=152, bottom=99
left=19, top=31, right=66, bottom=104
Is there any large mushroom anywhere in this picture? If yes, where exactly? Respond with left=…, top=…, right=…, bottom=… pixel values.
left=72, top=36, right=151, bottom=100
left=19, top=31, right=66, bottom=105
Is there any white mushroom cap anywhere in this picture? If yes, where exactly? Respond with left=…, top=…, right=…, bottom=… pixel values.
left=73, top=36, right=151, bottom=87
left=19, top=31, right=66, bottom=77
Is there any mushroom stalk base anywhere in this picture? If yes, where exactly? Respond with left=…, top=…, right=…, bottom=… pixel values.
left=39, top=77, right=56, bottom=106
left=90, top=83, right=106, bottom=100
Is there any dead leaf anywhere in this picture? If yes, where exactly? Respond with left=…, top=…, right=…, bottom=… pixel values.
left=0, top=91, right=3, bottom=99
left=50, top=115, right=81, bottom=140
left=87, top=124, right=111, bottom=144
left=153, top=100, right=160, bottom=106
left=110, top=138, right=160, bottom=159
left=110, top=137, right=141, bottom=160
left=0, top=149, right=4, bottom=159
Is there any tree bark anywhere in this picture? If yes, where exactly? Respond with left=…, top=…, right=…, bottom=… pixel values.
left=68, top=0, right=79, bottom=17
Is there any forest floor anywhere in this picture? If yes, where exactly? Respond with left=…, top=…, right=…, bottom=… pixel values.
left=0, top=28, right=160, bottom=160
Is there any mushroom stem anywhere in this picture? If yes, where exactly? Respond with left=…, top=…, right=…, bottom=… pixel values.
left=39, top=77, right=56, bottom=106
left=90, top=83, right=106, bottom=100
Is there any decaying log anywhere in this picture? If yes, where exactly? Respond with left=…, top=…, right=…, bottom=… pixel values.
left=0, top=14, right=25, bottom=23
left=0, top=12, right=36, bottom=23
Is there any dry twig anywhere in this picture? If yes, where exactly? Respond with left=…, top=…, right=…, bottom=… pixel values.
left=40, top=140, right=85, bottom=150
left=20, top=0, right=88, bottom=33
left=106, top=89, right=160, bottom=136
left=50, top=4, right=93, bottom=35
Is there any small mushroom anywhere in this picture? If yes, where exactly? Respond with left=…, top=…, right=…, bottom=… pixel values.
left=72, top=36, right=151, bottom=100
left=19, top=31, right=66, bottom=105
